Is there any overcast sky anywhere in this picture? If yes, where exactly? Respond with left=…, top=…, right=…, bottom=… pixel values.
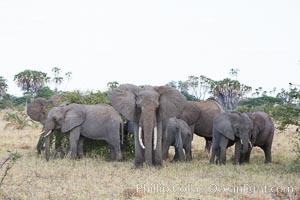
left=1, top=0, right=300, bottom=97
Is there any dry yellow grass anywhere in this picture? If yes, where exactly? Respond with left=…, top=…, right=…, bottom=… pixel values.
left=0, top=114, right=300, bottom=200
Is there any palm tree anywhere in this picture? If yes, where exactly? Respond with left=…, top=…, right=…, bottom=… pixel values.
left=14, top=70, right=49, bottom=97
left=52, top=67, right=63, bottom=92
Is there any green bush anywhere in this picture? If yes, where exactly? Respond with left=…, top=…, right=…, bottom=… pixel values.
left=59, top=90, right=110, bottom=105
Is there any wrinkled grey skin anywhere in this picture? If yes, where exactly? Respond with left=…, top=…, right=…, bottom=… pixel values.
left=241, top=111, right=275, bottom=163
left=43, top=103, right=123, bottom=161
left=178, top=100, right=224, bottom=152
left=26, top=95, right=59, bottom=154
left=111, top=84, right=186, bottom=167
left=163, top=117, right=192, bottom=161
left=210, top=112, right=253, bottom=165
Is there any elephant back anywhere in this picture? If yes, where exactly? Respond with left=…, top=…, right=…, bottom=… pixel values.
left=192, top=100, right=224, bottom=138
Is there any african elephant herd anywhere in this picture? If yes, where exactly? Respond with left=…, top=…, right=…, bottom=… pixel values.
left=27, top=84, right=275, bottom=168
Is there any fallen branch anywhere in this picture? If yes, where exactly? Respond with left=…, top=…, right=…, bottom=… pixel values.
left=0, top=153, right=14, bottom=169
left=0, top=152, right=21, bottom=188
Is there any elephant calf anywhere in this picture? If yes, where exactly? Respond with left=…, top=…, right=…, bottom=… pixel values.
left=241, top=111, right=275, bottom=163
left=210, top=112, right=253, bottom=165
left=163, top=117, right=193, bottom=162
left=42, top=103, right=123, bottom=161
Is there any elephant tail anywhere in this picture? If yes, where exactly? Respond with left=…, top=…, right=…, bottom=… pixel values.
left=120, top=121, right=124, bottom=145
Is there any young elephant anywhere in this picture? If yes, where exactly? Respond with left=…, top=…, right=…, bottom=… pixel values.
left=241, top=111, right=275, bottom=163
left=163, top=117, right=193, bottom=161
left=210, top=112, right=253, bottom=165
left=42, top=103, right=123, bottom=161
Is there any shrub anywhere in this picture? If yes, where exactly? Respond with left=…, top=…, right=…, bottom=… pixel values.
left=3, top=109, right=39, bottom=130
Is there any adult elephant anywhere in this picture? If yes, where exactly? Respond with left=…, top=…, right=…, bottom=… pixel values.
left=27, top=95, right=59, bottom=154
left=209, top=112, right=253, bottom=165
left=163, top=117, right=192, bottom=162
left=241, top=111, right=275, bottom=163
left=179, top=100, right=224, bottom=152
left=111, top=84, right=187, bottom=167
left=42, top=103, right=123, bottom=161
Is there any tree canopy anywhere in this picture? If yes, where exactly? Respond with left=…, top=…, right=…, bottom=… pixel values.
left=14, top=70, right=49, bottom=97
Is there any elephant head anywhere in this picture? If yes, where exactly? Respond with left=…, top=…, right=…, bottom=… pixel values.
left=27, top=95, right=59, bottom=125
left=247, top=112, right=266, bottom=143
left=111, top=84, right=187, bottom=166
left=214, top=112, right=253, bottom=154
left=42, top=104, right=86, bottom=161
left=27, top=95, right=60, bottom=155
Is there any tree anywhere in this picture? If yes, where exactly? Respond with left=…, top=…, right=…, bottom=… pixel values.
left=14, top=70, right=49, bottom=97
left=165, top=80, right=198, bottom=101
left=186, top=75, right=213, bottom=101
left=229, top=68, right=240, bottom=79
left=0, top=76, right=8, bottom=99
left=211, top=78, right=252, bottom=110
left=64, top=71, right=72, bottom=91
left=107, top=81, right=119, bottom=91
left=36, top=86, right=55, bottom=99
left=52, top=67, right=63, bottom=92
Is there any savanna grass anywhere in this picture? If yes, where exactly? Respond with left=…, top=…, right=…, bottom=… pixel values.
left=0, top=115, right=299, bottom=199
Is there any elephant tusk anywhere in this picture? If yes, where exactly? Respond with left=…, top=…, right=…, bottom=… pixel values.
left=248, top=139, right=253, bottom=148
left=153, top=126, right=157, bottom=150
left=40, top=131, right=45, bottom=136
left=44, top=130, right=52, bottom=138
left=138, top=127, right=145, bottom=149
left=240, top=138, right=243, bottom=145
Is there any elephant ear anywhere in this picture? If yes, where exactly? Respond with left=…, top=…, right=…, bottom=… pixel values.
left=155, top=86, right=187, bottom=121
left=214, top=114, right=235, bottom=140
left=179, top=101, right=201, bottom=126
left=253, top=113, right=265, bottom=132
left=49, top=94, right=59, bottom=106
left=27, top=98, right=48, bottom=123
left=111, top=84, right=141, bottom=121
left=61, top=105, right=86, bottom=133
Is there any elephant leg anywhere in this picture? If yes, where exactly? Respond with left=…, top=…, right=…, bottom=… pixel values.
left=209, top=144, right=218, bottom=164
left=234, top=141, right=242, bottom=165
left=78, top=137, right=85, bottom=159
left=184, top=142, right=192, bottom=161
left=45, top=135, right=51, bottom=161
left=110, top=141, right=122, bottom=161
left=133, top=124, right=144, bottom=167
left=263, top=145, right=272, bottom=163
left=69, top=127, right=81, bottom=159
left=153, top=122, right=163, bottom=167
left=176, top=146, right=185, bottom=162
left=162, top=139, right=172, bottom=160
left=173, top=148, right=179, bottom=162
left=219, top=137, right=229, bottom=165
left=110, top=146, right=116, bottom=160
left=242, top=149, right=252, bottom=163
left=204, top=138, right=212, bottom=153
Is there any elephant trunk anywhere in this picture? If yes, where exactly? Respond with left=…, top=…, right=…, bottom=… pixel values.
left=240, top=135, right=249, bottom=154
left=45, top=134, right=51, bottom=161
left=43, top=120, right=55, bottom=161
left=141, top=112, right=157, bottom=166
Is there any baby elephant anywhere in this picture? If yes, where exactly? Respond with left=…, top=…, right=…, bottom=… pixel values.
left=163, top=117, right=193, bottom=161
left=241, top=111, right=275, bottom=163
